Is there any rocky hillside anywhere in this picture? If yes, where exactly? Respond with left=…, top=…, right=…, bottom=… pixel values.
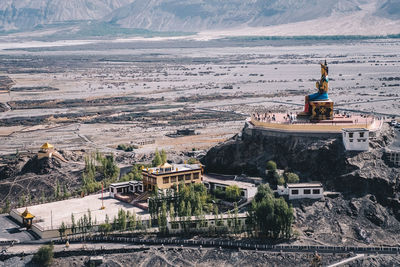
left=376, top=0, right=400, bottom=19
left=0, top=0, right=399, bottom=33
left=0, top=0, right=133, bottom=30
left=202, top=123, right=400, bottom=215
left=104, top=0, right=361, bottom=31
left=0, top=152, right=84, bottom=208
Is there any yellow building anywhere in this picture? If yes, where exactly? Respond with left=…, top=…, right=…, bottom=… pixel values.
left=142, top=163, right=203, bottom=191
left=37, top=142, right=55, bottom=159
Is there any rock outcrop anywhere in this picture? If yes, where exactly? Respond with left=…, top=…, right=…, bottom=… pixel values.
left=20, top=155, right=62, bottom=175
left=202, top=123, right=400, bottom=214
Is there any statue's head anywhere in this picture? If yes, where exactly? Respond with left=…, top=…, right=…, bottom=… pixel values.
left=320, top=61, right=328, bottom=76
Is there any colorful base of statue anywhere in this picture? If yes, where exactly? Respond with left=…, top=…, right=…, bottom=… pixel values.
left=309, top=100, right=334, bottom=120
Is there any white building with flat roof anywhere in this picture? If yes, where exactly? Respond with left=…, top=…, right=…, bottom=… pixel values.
left=109, top=180, right=143, bottom=198
left=342, top=128, right=369, bottom=151
left=203, top=175, right=257, bottom=200
left=278, top=182, right=324, bottom=200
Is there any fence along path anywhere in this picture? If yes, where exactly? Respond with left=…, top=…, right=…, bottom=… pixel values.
left=52, top=235, right=400, bottom=255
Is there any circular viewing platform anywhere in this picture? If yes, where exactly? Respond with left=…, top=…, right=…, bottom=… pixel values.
left=249, top=113, right=383, bottom=134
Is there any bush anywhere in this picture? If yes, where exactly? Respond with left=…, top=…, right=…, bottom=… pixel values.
left=266, top=160, right=277, bottom=171
left=117, top=144, right=137, bottom=152
left=225, top=185, right=241, bottom=202
left=277, top=176, right=285, bottom=186
left=33, top=244, right=54, bottom=266
left=285, top=172, right=300, bottom=183
left=187, top=158, right=197, bottom=164
left=117, top=144, right=126, bottom=151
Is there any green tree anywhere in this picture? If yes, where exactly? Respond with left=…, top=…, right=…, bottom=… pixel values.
left=87, top=209, right=92, bottom=232
left=71, top=213, right=76, bottom=234
left=266, top=160, right=277, bottom=171
left=277, top=176, right=285, bottom=186
left=186, top=202, right=192, bottom=217
left=178, top=200, right=186, bottom=217
left=19, top=194, right=26, bottom=207
left=41, top=191, right=46, bottom=203
left=158, top=202, right=168, bottom=234
left=169, top=202, right=175, bottom=221
left=152, top=149, right=162, bottom=167
left=117, top=209, right=127, bottom=232
left=161, top=149, right=167, bottom=164
left=55, top=179, right=60, bottom=199
left=99, top=223, right=112, bottom=235
left=3, top=199, right=10, bottom=213
left=249, top=185, right=293, bottom=239
left=225, top=185, right=241, bottom=201
left=33, top=244, right=54, bottom=267
left=234, top=202, right=240, bottom=233
left=129, top=212, right=137, bottom=231
left=58, top=222, right=66, bottom=239
left=102, top=155, right=120, bottom=181
left=285, top=172, right=300, bottom=183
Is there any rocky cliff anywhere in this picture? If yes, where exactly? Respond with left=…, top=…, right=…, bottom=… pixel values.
left=202, top=123, right=400, bottom=215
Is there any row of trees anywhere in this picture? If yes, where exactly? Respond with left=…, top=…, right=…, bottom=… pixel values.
left=54, top=179, right=71, bottom=200
left=148, top=183, right=212, bottom=224
left=152, top=149, right=167, bottom=167
left=247, top=184, right=294, bottom=239
left=98, top=209, right=146, bottom=235
left=120, top=164, right=149, bottom=182
left=59, top=209, right=147, bottom=238
left=213, top=184, right=241, bottom=202
left=81, top=152, right=120, bottom=194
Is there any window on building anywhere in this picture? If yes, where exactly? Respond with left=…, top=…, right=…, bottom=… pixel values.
left=193, top=172, right=199, bottom=179
left=360, top=132, right=364, bottom=138
left=163, top=177, right=169, bottom=184
left=349, top=139, right=353, bottom=143
left=313, top=189, right=320, bottom=194
left=185, top=174, right=191, bottom=180
left=170, top=176, right=177, bottom=182
left=291, top=189, right=299, bottom=195
left=178, top=175, right=184, bottom=181
left=304, top=189, right=311, bottom=194
left=240, top=191, right=245, bottom=196
left=171, top=223, right=179, bottom=229
left=349, top=133, right=354, bottom=138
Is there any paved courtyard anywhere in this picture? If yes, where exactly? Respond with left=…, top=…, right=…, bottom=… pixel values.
left=14, top=193, right=149, bottom=231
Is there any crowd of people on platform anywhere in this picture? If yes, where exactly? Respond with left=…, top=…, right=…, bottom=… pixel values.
left=252, top=112, right=298, bottom=124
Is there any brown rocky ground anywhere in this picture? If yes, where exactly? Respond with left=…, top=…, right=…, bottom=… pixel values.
left=34, top=248, right=348, bottom=267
